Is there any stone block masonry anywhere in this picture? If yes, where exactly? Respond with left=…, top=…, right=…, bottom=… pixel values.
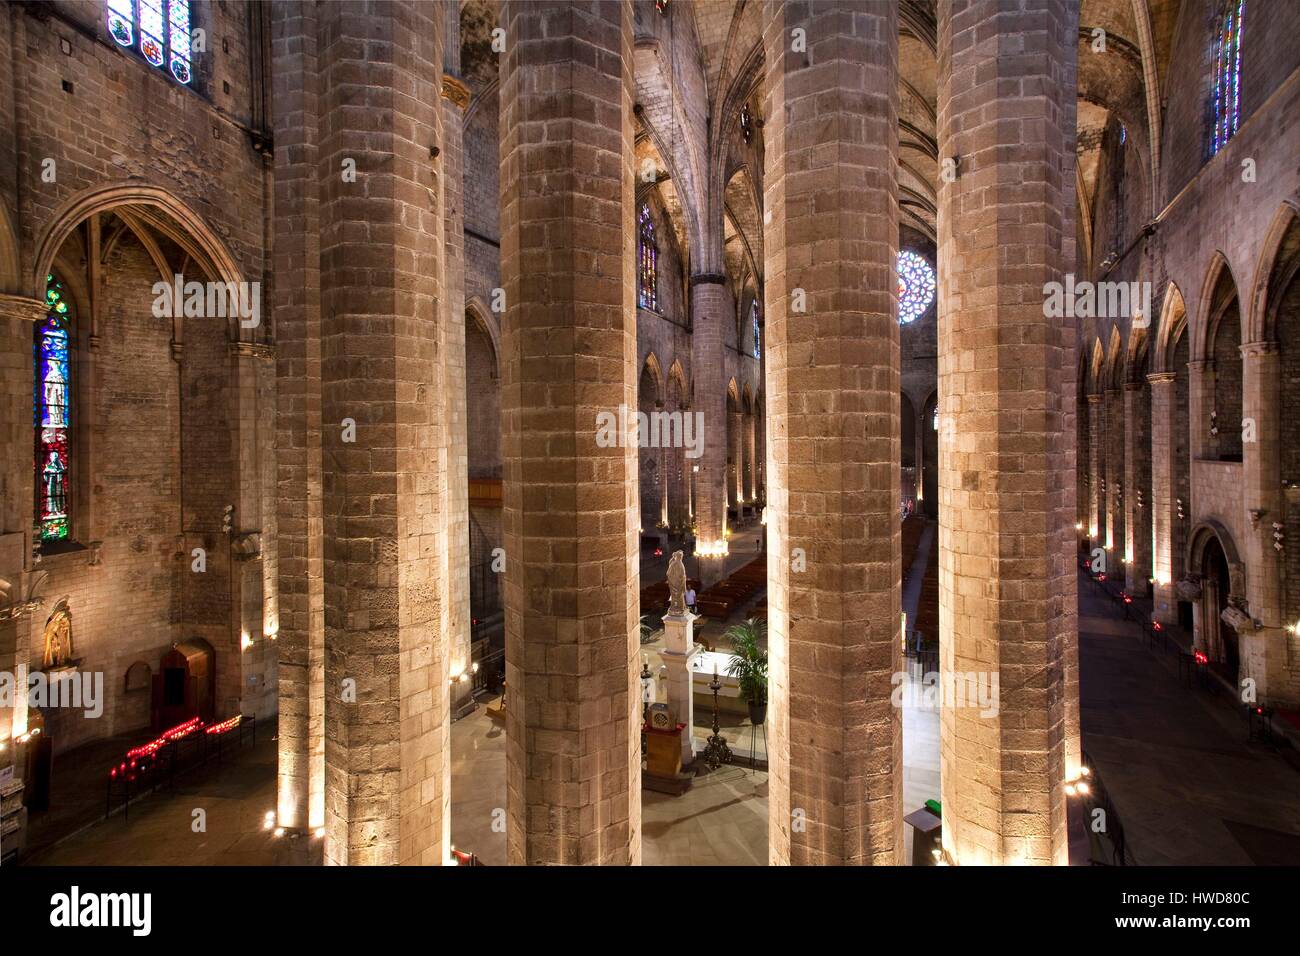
left=498, top=0, right=642, bottom=866
left=937, top=0, right=1077, bottom=866
left=762, top=0, right=902, bottom=866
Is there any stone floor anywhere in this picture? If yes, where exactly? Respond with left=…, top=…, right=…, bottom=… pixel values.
left=1078, top=571, right=1300, bottom=865
left=25, top=729, right=285, bottom=866
left=23, top=517, right=946, bottom=868
left=26, top=567, right=1300, bottom=867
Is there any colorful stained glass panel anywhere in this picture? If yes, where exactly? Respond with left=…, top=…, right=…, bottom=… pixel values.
left=107, top=0, right=134, bottom=47
left=1211, top=2, right=1244, bottom=156
left=897, top=250, right=936, bottom=325
left=638, top=203, right=659, bottom=312
left=36, top=276, right=71, bottom=542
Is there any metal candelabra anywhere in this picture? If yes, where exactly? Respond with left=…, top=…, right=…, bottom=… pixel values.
left=701, top=668, right=732, bottom=770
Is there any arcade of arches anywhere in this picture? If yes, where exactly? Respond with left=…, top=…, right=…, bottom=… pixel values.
left=1, top=0, right=1299, bottom=868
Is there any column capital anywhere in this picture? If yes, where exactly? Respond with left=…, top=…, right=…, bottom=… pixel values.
left=1123, top=380, right=1144, bottom=392
left=441, top=74, right=471, bottom=111
left=689, top=273, right=728, bottom=288
left=1086, top=392, right=1104, bottom=404
left=1146, top=371, right=1176, bottom=385
left=0, top=294, right=47, bottom=323
left=1240, top=340, right=1279, bottom=359
left=1188, top=359, right=1214, bottom=372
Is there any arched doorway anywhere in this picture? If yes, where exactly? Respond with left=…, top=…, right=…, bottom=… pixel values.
left=1201, top=535, right=1237, bottom=681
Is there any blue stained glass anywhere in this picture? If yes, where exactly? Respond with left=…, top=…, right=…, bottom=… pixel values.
left=107, top=0, right=134, bottom=47
left=108, top=1, right=192, bottom=82
left=751, top=301, right=761, bottom=359
left=1210, top=1, right=1244, bottom=156
left=897, top=250, right=936, bottom=325
left=139, top=0, right=165, bottom=65
left=638, top=203, right=658, bottom=312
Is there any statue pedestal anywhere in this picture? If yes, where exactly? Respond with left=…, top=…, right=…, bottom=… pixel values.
left=660, top=611, right=699, bottom=767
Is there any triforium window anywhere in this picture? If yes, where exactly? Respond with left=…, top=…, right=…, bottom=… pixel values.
left=36, top=274, right=72, bottom=543
left=106, top=0, right=194, bottom=85
left=897, top=250, right=936, bottom=325
left=751, top=300, right=761, bottom=359
left=1209, top=0, right=1244, bottom=156
left=638, top=202, right=659, bottom=312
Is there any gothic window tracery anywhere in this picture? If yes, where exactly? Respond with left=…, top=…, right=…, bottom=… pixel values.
left=898, top=250, right=936, bottom=325
left=106, top=0, right=193, bottom=85
left=639, top=202, right=659, bottom=312
left=1209, top=0, right=1244, bottom=156
left=37, top=274, right=72, bottom=543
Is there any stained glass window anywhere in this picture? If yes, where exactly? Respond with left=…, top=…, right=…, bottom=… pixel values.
left=1210, top=1, right=1244, bottom=156
left=36, top=274, right=72, bottom=543
left=741, top=105, right=753, bottom=143
left=897, top=250, right=936, bottom=325
left=751, top=300, right=761, bottom=359
left=639, top=202, right=659, bottom=312
left=106, top=0, right=193, bottom=85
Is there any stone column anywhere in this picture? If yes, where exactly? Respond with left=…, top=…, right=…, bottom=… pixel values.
left=316, top=0, right=449, bottom=866
left=763, top=0, right=901, bottom=865
left=937, top=0, right=1075, bottom=865
left=1188, top=359, right=1213, bottom=461
left=1124, top=381, right=1152, bottom=595
left=1055, top=0, right=1081, bottom=782
left=728, top=403, right=743, bottom=509
left=668, top=400, right=688, bottom=528
left=0, top=295, right=46, bottom=768
left=746, top=408, right=758, bottom=502
left=442, top=19, right=474, bottom=716
left=1105, top=387, right=1124, bottom=559
left=271, top=0, right=325, bottom=835
left=230, top=340, right=275, bottom=720
left=914, top=401, right=926, bottom=509
left=499, top=0, right=640, bottom=866
left=659, top=434, right=670, bottom=527
left=1241, top=342, right=1285, bottom=701
left=691, top=278, right=732, bottom=585
left=1087, top=393, right=1104, bottom=542
left=1148, top=372, right=1178, bottom=623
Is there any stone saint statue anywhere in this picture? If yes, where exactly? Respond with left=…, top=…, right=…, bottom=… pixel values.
left=667, top=550, right=687, bottom=616
left=42, top=611, right=72, bottom=669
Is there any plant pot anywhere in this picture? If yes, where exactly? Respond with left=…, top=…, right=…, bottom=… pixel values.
left=747, top=700, right=767, bottom=726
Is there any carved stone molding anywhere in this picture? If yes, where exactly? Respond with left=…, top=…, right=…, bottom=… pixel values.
left=1239, top=340, right=1279, bottom=359
left=442, top=74, right=471, bottom=111
left=230, top=340, right=275, bottom=361
left=1176, top=574, right=1202, bottom=602
left=231, top=531, right=262, bottom=561
left=1146, top=371, right=1176, bottom=385
left=1221, top=604, right=1254, bottom=636
left=0, top=294, right=46, bottom=322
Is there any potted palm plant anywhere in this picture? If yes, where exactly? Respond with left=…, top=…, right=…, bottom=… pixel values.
left=724, top=617, right=768, bottom=725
